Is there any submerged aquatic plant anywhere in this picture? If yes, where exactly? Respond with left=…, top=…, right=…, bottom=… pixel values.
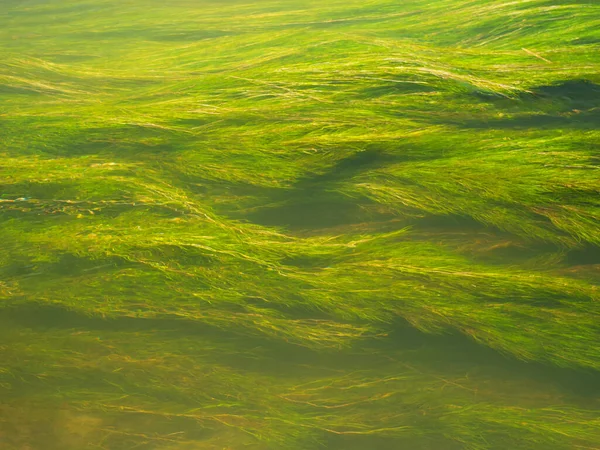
left=1, top=0, right=599, bottom=448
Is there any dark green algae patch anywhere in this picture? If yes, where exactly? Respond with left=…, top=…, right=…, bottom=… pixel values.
left=1, top=0, right=599, bottom=448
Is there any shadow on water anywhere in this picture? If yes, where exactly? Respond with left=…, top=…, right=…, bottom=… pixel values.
left=532, top=80, right=600, bottom=107
left=381, top=317, right=600, bottom=401
left=241, top=149, right=399, bottom=229
left=4, top=303, right=600, bottom=401
left=216, top=140, right=451, bottom=231
left=565, top=244, right=600, bottom=266
left=237, top=190, right=393, bottom=230
left=491, top=109, right=600, bottom=130
left=464, top=80, right=600, bottom=130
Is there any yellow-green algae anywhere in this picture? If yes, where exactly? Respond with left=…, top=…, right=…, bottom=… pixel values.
left=1, top=0, right=599, bottom=448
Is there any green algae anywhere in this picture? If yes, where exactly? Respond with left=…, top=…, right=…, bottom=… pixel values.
left=1, top=0, right=599, bottom=448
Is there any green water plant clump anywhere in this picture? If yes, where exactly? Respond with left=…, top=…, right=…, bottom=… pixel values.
left=1, top=0, right=599, bottom=448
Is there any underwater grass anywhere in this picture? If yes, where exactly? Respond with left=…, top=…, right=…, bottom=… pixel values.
left=2, top=319, right=600, bottom=450
left=1, top=0, right=600, bottom=448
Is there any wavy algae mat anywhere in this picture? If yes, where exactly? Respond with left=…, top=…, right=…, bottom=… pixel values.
left=1, top=0, right=599, bottom=449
